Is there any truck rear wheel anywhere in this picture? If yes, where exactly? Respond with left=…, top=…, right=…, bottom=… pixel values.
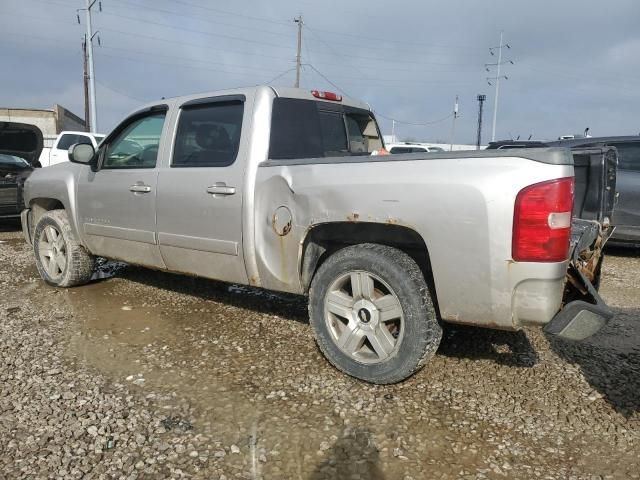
left=309, top=243, right=442, bottom=384
left=33, top=209, right=95, bottom=287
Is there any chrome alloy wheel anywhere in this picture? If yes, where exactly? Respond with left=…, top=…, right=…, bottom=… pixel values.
left=38, top=225, right=67, bottom=281
left=323, top=270, right=404, bottom=364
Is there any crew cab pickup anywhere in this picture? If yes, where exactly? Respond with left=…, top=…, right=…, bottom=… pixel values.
left=38, top=131, right=104, bottom=168
left=20, top=86, right=615, bottom=383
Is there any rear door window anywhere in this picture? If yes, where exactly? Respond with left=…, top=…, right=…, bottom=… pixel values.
left=609, top=142, right=640, bottom=171
left=172, top=101, right=244, bottom=168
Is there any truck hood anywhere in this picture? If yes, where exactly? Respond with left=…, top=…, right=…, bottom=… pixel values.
left=0, top=121, right=44, bottom=166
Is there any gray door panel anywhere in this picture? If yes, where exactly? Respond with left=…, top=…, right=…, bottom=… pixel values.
left=156, top=98, right=249, bottom=284
left=612, top=170, right=640, bottom=240
left=613, top=170, right=640, bottom=225
left=77, top=169, right=165, bottom=267
left=156, top=167, right=247, bottom=283
left=76, top=111, right=168, bottom=267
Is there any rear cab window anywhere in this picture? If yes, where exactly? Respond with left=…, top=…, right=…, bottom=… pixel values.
left=268, top=98, right=382, bottom=160
left=56, top=134, right=91, bottom=150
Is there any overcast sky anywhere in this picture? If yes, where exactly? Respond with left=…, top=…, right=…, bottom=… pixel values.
left=1, top=0, right=639, bottom=144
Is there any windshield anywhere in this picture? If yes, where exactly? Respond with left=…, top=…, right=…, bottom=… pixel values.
left=0, top=153, right=30, bottom=167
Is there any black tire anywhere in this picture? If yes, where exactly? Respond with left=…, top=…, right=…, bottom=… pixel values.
left=309, top=243, right=442, bottom=384
left=33, top=209, right=95, bottom=287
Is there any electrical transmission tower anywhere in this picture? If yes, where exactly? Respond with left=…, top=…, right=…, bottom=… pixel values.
left=485, top=32, right=514, bottom=142
left=476, top=94, right=486, bottom=150
left=77, top=0, right=102, bottom=132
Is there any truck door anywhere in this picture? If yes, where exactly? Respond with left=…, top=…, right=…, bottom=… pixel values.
left=155, top=95, right=249, bottom=284
left=75, top=108, right=168, bottom=268
left=609, top=142, right=640, bottom=240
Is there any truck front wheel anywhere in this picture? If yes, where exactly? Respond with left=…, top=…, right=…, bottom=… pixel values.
left=309, top=243, right=442, bottom=384
left=33, top=209, right=95, bottom=287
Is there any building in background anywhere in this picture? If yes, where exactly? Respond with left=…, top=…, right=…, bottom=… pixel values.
left=0, top=105, right=86, bottom=148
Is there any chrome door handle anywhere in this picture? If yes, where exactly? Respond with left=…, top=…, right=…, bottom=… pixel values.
left=129, top=184, right=152, bottom=193
left=207, top=183, right=236, bottom=196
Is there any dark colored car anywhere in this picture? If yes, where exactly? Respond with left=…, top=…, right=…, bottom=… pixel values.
left=488, top=136, right=640, bottom=245
left=0, top=122, right=43, bottom=220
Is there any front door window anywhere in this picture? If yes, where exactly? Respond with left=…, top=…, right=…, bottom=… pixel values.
left=103, top=113, right=166, bottom=169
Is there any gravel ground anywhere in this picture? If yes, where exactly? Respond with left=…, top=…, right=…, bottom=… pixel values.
left=0, top=222, right=638, bottom=479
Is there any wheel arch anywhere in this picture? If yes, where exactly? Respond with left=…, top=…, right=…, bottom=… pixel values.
left=26, top=198, right=66, bottom=239
left=300, top=222, right=441, bottom=317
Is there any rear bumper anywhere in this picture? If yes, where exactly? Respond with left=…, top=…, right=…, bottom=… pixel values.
left=544, top=265, right=613, bottom=341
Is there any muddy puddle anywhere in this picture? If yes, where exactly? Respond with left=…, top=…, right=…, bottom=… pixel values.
left=49, top=272, right=534, bottom=478
left=5, top=229, right=629, bottom=478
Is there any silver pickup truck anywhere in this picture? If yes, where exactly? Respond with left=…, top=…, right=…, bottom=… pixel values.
left=20, top=86, right=616, bottom=384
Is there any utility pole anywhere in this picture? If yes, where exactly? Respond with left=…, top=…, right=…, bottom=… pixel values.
left=78, top=0, right=101, bottom=132
left=476, top=94, right=486, bottom=150
left=391, top=119, right=396, bottom=142
left=82, top=35, right=90, bottom=131
left=294, top=15, right=303, bottom=88
left=485, top=32, right=513, bottom=142
left=449, top=95, right=459, bottom=151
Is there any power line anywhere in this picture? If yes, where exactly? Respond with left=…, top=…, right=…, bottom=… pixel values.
left=304, top=64, right=353, bottom=98
left=97, top=27, right=294, bottom=62
left=99, top=45, right=287, bottom=74
left=374, top=111, right=453, bottom=127
left=99, top=11, right=294, bottom=51
left=304, top=63, right=454, bottom=127
left=305, top=26, right=371, bottom=80
left=305, top=26, right=479, bottom=67
left=95, top=51, right=289, bottom=77
left=305, top=25, right=483, bottom=57
left=305, top=25, right=486, bottom=52
left=266, top=68, right=297, bottom=85
left=303, top=65, right=476, bottom=87
left=107, top=0, right=294, bottom=38
left=96, top=80, right=147, bottom=103
left=161, top=0, right=292, bottom=26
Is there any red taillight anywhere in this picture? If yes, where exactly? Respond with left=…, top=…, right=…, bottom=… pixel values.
left=512, top=177, right=574, bottom=262
left=311, top=90, right=342, bottom=102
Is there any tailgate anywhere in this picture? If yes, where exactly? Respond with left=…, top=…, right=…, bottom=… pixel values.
left=545, top=146, right=618, bottom=341
left=568, top=146, right=617, bottom=287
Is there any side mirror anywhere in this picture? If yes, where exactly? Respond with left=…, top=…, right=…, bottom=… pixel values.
left=68, top=143, right=95, bottom=164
